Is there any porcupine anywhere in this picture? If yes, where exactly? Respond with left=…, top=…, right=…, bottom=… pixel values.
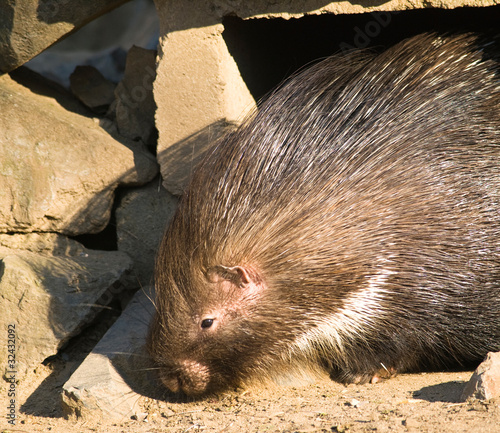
left=148, top=32, right=500, bottom=396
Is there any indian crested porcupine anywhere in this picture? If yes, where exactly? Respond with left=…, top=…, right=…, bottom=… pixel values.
left=148, top=32, right=500, bottom=396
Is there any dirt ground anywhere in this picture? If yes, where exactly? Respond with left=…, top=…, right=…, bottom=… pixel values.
left=2, top=357, right=499, bottom=433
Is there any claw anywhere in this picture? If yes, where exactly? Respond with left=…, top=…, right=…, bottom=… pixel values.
left=370, top=364, right=397, bottom=383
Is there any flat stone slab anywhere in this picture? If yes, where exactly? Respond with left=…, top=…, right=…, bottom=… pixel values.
left=62, top=288, right=159, bottom=421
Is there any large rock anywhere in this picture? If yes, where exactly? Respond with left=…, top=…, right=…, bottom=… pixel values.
left=154, top=1, right=255, bottom=196
left=0, top=233, right=135, bottom=378
left=0, top=69, right=158, bottom=235
left=116, top=179, right=179, bottom=287
left=0, top=0, right=130, bottom=73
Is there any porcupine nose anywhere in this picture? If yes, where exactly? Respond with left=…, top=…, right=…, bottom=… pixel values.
left=160, top=360, right=211, bottom=396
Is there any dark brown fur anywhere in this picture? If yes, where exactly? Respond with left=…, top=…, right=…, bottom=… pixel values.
left=148, top=33, right=500, bottom=396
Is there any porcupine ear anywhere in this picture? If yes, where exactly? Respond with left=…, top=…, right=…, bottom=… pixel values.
left=226, top=266, right=256, bottom=286
left=208, top=265, right=251, bottom=287
left=207, top=266, right=264, bottom=299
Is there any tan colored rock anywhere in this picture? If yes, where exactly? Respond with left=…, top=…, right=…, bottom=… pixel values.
left=157, top=0, right=500, bottom=19
left=154, top=2, right=256, bottom=195
left=461, top=352, right=500, bottom=401
left=0, top=0, right=129, bottom=73
left=116, top=179, right=179, bottom=287
left=0, top=70, right=158, bottom=235
left=0, top=233, right=134, bottom=378
left=0, top=232, right=87, bottom=254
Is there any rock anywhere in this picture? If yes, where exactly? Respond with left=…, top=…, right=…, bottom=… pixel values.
left=0, top=232, right=85, bottom=254
left=62, top=288, right=158, bottom=421
left=0, top=69, right=158, bottom=236
left=70, top=65, right=116, bottom=114
left=0, top=0, right=130, bottom=73
left=116, top=179, right=179, bottom=287
left=114, top=46, right=157, bottom=145
left=154, top=1, right=256, bottom=195
left=0, top=233, right=135, bottom=378
left=461, top=352, right=500, bottom=401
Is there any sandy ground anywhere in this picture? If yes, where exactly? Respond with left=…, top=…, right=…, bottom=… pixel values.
left=2, top=356, right=499, bottom=433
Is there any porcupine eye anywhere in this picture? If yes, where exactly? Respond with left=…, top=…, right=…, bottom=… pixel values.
left=201, top=318, right=214, bottom=329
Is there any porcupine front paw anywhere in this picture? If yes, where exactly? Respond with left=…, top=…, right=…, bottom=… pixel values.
left=329, top=363, right=398, bottom=385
